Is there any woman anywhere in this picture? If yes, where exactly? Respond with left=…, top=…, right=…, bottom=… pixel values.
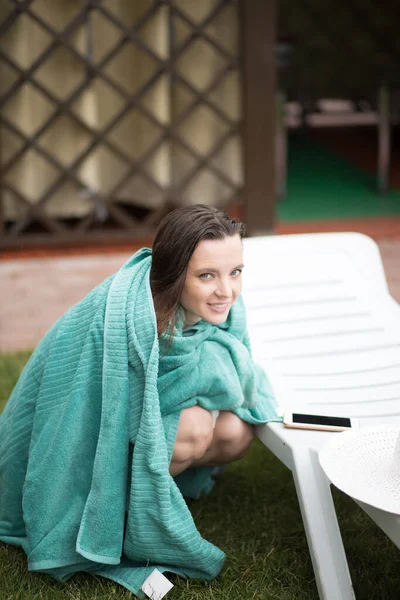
left=152, top=205, right=263, bottom=476
left=0, top=204, right=279, bottom=596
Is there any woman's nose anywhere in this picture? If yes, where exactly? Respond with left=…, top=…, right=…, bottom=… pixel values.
left=215, top=278, right=231, bottom=297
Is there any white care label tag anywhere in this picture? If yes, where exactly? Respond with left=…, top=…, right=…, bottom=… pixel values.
left=141, top=569, right=174, bottom=600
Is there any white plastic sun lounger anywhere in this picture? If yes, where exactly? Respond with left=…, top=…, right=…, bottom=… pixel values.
left=242, top=232, right=400, bottom=600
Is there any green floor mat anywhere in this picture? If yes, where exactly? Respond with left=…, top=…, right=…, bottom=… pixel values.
left=277, top=136, right=400, bottom=221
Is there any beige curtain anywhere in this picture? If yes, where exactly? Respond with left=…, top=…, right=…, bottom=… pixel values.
left=1, top=0, right=241, bottom=221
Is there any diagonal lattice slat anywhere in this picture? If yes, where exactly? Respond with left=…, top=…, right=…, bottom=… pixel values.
left=0, top=0, right=242, bottom=246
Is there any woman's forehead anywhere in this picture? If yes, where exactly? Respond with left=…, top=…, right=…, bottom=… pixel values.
left=189, top=236, right=243, bottom=267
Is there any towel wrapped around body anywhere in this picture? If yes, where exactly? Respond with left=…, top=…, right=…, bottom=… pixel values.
left=0, top=248, right=280, bottom=596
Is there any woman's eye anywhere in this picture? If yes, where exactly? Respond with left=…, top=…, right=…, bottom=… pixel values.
left=231, top=269, right=242, bottom=276
left=199, top=273, right=212, bottom=280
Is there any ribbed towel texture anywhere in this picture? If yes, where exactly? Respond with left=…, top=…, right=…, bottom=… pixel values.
left=0, top=248, right=280, bottom=596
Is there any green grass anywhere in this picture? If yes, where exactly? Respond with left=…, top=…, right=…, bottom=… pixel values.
left=1, top=352, right=400, bottom=599
left=0, top=351, right=32, bottom=413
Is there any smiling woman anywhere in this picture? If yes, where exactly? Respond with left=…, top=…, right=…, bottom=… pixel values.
left=0, top=204, right=280, bottom=597
left=181, top=235, right=244, bottom=327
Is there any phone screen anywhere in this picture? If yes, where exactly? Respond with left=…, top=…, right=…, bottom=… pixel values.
left=292, top=413, right=351, bottom=427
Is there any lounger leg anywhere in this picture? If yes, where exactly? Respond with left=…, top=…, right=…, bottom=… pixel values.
left=292, top=448, right=355, bottom=600
left=357, top=501, right=400, bottom=549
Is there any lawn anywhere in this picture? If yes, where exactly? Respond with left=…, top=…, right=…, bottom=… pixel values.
left=0, top=352, right=399, bottom=600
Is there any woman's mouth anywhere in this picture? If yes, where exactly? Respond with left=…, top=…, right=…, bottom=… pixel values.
left=207, top=302, right=229, bottom=313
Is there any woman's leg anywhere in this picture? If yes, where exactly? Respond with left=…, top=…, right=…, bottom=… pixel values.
left=170, top=406, right=214, bottom=476
left=170, top=407, right=254, bottom=476
left=192, top=411, right=254, bottom=468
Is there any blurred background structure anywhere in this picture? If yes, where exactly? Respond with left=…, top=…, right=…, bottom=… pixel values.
left=0, top=0, right=275, bottom=248
left=0, top=0, right=400, bottom=252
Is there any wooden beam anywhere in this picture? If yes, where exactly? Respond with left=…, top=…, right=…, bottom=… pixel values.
left=242, top=0, right=277, bottom=234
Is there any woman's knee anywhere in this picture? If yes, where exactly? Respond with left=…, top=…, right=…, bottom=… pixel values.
left=214, top=412, right=254, bottom=461
left=172, top=406, right=214, bottom=464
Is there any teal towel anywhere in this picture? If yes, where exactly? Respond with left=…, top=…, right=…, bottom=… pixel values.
left=0, top=248, right=280, bottom=596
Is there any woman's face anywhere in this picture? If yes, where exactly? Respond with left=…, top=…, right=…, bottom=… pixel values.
left=180, top=234, right=244, bottom=327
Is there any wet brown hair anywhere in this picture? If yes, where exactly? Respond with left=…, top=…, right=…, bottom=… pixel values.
left=150, top=204, right=245, bottom=337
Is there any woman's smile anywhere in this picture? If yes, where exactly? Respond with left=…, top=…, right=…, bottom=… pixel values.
left=207, top=301, right=230, bottom=313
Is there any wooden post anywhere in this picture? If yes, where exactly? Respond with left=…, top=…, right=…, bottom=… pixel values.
left=377, top=84, right=391, bottom=195
left=242, top=0, right=277, bottom=235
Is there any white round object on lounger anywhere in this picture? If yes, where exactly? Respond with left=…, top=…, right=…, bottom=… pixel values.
left=319, top=425, right=400, bottom=515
